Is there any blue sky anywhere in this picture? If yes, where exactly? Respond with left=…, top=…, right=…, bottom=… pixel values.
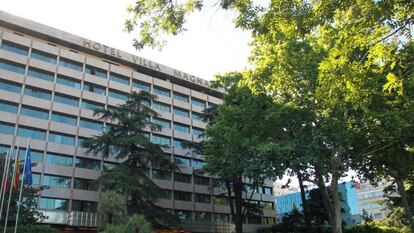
left=2, top=0, right=252, bottom=81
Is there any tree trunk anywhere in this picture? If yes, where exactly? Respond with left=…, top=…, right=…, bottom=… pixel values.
left=226, top=181, right=236, bottom=222
left=233, top=180, right=244, bottom=233
left=297, top=171, right=311, bottom=233
left=330, top=174, right=342, bottom=233
left=395, top=177, right=414, bottom=233
left=315, top=168, right=342, bottom=233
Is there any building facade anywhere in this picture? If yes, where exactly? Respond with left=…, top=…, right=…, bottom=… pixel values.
left=0, top=10, right=275, bottom=232
left=356, top=181, right=391, bottom=220
left=275, top=182, right=361, bottom=227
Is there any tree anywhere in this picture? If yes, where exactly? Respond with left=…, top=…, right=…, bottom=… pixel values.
left=124, top=1, right=414, bottom=232
left=101, top=214, right=151, bottom=233
left=97, top=191, right=124, bottom=226
left=202, top=73, right=284, bottom=233
left=83, top=91, right=177, bottom=228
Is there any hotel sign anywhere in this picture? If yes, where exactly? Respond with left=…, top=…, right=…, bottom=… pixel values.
left=82, top=39, right=210, bottom=88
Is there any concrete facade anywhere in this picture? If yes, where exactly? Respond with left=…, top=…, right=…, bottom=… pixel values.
left=356, top=182, right=391, bottom=220
left=0, top=10, right=276, bottom=231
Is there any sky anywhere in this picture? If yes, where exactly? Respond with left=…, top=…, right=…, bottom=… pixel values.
left=1, top=0, right=252, bottom=81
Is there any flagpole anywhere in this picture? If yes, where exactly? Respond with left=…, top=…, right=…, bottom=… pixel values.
left=3, top=142, right=19, bottom=233
left=0, top=148, right=10, bottom=206
left=0, top=145, right=13, bottom=223
left=14, top=138, right=29, bottom=233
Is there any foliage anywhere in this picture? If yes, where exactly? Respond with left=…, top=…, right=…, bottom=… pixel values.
left=97, top=191, right=125, bottom=225
left=100, top=214, right=151, bottom=233
left=344, top=222, right=404, bottom=233
left=0, top=224, right=58, bottom=233
left=83, top=91, right=177, bottom=228
left=202, top=72, right=284, bottom=233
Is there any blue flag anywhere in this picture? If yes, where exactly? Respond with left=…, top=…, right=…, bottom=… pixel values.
left=24, top=146, right=32, bottom=186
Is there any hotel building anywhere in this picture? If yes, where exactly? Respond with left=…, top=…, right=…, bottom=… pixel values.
left=0, top=10, right=276, bottom=232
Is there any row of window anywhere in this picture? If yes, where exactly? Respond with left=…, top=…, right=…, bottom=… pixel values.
left=0, top=120, right=200, bottom=150
left=0, top=40, right=215, bottom=108
left=0, top=78, right=207, bottom=122
left=39, top=196, right=275, bottom=224
left=1, top=99, right=204, bottom=134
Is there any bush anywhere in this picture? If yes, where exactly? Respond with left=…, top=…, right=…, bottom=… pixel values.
left=0, top=224, right=58, bottom=233
left=345, top=223, right=404, bottom=233
left=101, top=214, right=151, bottom=233
left=257, top=224, right=330, bottom=233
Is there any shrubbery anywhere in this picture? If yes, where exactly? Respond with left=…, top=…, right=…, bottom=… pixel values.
left=0, top=224, right=58, bottom=233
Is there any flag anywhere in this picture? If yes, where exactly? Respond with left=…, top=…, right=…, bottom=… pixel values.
left=24, top=146, right=32, bottom=186
left=12, top=152, right=19, bottom=192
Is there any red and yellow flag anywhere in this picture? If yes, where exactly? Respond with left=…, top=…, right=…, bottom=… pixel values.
left=11, top=153, right=19, bottom=192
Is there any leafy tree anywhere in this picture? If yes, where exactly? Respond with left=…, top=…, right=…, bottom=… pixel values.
left=83, top=91, right=177, bottom=228
left=97, top=191, right=125, bottom=226
left=124, top=1, right=414, bottom=232
left=100, top=214, right=151, bottom=233
left=202, top=73, right=284, bottom=233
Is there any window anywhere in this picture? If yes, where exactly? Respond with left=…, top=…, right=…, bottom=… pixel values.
left=0, top=79, right=21, bottom=94
left=20, top=106, right=49, bottom=120
left=75, top=157, right=101, bottom=170
left=109, top=72, right=130, bottom=85
left=56, top=75, right=81, bottom=89
left=0, top=59, right=25, bottom=74
left=174, top=173, right=192, bottom=183
left=175, top=210, right=192, bottom=220
left=54, top=94, right=79, bottom=107
left=81, top=100, right=104, bottom=111
left=192, top=112, right=203, bottom=121
left=74, top=178, right=98, bottom=191
left=30, top=49, right=57, bottom=64
left=18, top=148, right=43, bottom=163
left=151, top=134, right=171, bottom=145
left=108, top=89, right=128, bottom=101
left=46, top=152, right=73, bottom=166
left=153, top=86, right=171, bottom=97
left=213, top=196, right=228, bottom=205
left=215, top=213, right=230, bottom=222
left=32, top=173, right=41, bottom=185
left=85, top=65, right=107, bottom=78
left=174, top=156, right=190, bottom=167
left=173, top=123, right=190, bottom=133
left=17, top=126, right=46, bottom=140
left=27, top=67, right=54, bottom=82
left=48, top=132, right=76, bottom=145
left=0, top=40, right=29, bottom=56
left=192, top=160, right=206, bottom=170
left=43, top=174, right=71, bottom=188
left=0, top=122, right=15, bottom=135
left=59, top=58, right=83, bottom=72
left=159, top=190, right=172, bottom=199
left=195, top=193, right=211, bottom=203
left=153, top=118, right=170, bottom=129
left=80, top=118, right=103, bottom=131
left=83, top=82, right=106, bottom=95
left=173, top=139, right=187, bottom=149
left=153, top=102, right=170, bottom=113
left=195, top=212, right=212, bottom=221
left=173, top=108, right=189, bottom=118
left=194, top=176, right=210, bottom=186
left=0, top=100, right=18, bottom=113
left=192, top=98, right=206, bottom=108
left=152, top=170, right=172, bottom=180
left=261, top=202, right=274, bottom=210
left=174, top=191, right=192, bottom=201
left=51, top=112, right=77, bottom=125
left=132, top=80, right=151, bottom=91
left=39, top=197, right=68, bottom=210
left=173, top=92, right=189, bottom=102
left=72, top=200, right=98, bottom=212
left=24, top=86, right=51, bottom=100
left=262, top=187, right=273, bottom=195
left=192, top=127, right=204, bottom=137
